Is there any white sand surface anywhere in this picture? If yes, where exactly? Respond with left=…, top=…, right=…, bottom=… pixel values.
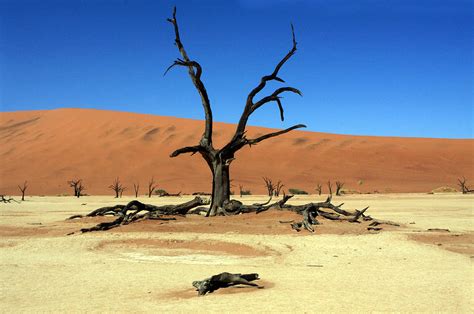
left=0, top=194, right=472, bottom=312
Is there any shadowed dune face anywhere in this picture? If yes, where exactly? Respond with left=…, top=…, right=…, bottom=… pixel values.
left=0, top=108, right=472, bottom=195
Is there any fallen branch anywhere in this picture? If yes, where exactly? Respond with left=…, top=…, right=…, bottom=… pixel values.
left=0, top=195, right=19, bottom=203
left=192, top=272, right=261, bottom=296
left=68, top=197, right=209, bottom=233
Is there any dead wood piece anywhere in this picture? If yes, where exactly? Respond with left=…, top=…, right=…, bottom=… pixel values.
left=289, top=205, right=319, bottom=232
left=0, top=195, right=19, bottom=203
left=217, top=195, right=293, bottom=215
left=427, top=228, right=450, bottom=232
left=368, top=219, right=401, bottom=227
left=193, top=272, right=261, bottom=296
left=73, top=197, right=209, bottom=233
left=368, top=227, right=383, bottom=231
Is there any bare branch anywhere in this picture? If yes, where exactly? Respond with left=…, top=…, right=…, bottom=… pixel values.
left=167, top=7, right=213, bottom=146
left=247, top=24, right=297, bottom=104
left=232, top=24, right=299, bottom=139
left=253, top=87, right=302, bottom=112
left=246, top=124, right=306, bottom=146
left=170, top=145, right=202, bottom=158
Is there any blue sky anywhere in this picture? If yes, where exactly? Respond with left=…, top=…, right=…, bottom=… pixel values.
left=0, top=0, right=472, bottom=138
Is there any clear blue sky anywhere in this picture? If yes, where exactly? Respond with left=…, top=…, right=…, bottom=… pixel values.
left=0, top=0, right=472, bottom=138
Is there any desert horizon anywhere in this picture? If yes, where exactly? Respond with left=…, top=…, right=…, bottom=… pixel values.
left=1, top=108, right=472, bottom=197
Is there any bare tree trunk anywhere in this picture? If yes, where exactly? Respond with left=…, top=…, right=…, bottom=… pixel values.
left=208, top=160, right=230, bottom=216
left=133, top=183, right=139, bottom=198
left=18, top=181, right=28, bottom=201
left=315, top=183, right=322, bottom=195
left=327, top=181, right=333, bottom=196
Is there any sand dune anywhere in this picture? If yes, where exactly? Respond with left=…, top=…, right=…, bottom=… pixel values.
left=0, top=108, right=472, bottom=196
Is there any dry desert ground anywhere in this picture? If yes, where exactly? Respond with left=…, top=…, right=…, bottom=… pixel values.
left=0, top=193, right=473, bottom=312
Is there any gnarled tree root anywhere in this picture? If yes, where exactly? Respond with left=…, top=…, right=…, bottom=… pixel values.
left=192, top=272, right=261, bottom=296
left=67, top=195, right=399, bottom=234
left=273, top=196, right=399, bottom=233
left=67, top=197, right=209, bottom=234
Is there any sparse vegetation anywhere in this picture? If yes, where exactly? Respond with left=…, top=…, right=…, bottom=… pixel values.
left=431, top=186, right=458, bottom=194
left=18, top=181, right=28, bottom=201
left=288, top=188, right=308, bottom=195
left=133, top=182, right=140, bottom=198
left=457, top=177, right=473, bottom=194
left=335, top=181, right=345, bottom=196
left=274, top=181, right=284, bottom=197
left=109, top=177, right=125, bottom=198
left=327, top=180, right=333, bottom=196
left=315, top=183, right=322, bottom=195
left=68, top=179, right=85, bottom=198
left=238, top=185, right=252, bottom=196
left=148, top=177, right=157, bottom=198
left=262, top=177, right=275, bottom=197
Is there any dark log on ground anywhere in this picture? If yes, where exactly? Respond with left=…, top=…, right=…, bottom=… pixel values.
left=275, top=195, right=396, bottom=232
left=1, top=195, right=19, bottom=203
left=158, top=191, right=182, bottom=197
left=192, top=272, right=261, bottom=296
left=67, top=197, right=209, bottom=233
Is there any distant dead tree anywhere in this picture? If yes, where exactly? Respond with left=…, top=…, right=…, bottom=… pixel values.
left=148, top=177, right=158, bottom=198
left=239, top=185, right=244, bottom=197
left=335, top=181, right=345, bottom=196
left=133, top=182, right=140, bottom=198
left=274, top=180, right=284, bottom=197
left=109, top=178, right=125, bottom=198
left=263, top=177, right=275, bottom=197
left=327, top=181, right=333, bottom=196
left=76, top=181, right=85, bottom=198
left=315, top=183, right=322, bottom=195
left=18, top=181, right=28, bottom=201
left=458, top=177, right=473, bottom=194
left=166, top=7, right=305, bottom=216
left=68, top=179, right=84, bottom=197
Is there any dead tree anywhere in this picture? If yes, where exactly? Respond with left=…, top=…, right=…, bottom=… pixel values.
left=327, top=181, right=333, bottom=196
left=263, top=177, right=275, bottom=197
left=17, top=181, right=28, bottom=201
left=67, top=7, right=398, bottom=236
left=133, top=183, right=140, bottom=198
left=315, top=183, right=322, bottom=195
left=335, top=181, right=345, bottom=196
left=457, top=177, right=473, bottom=194
left=166, top=7, right=305, bottom=216
left=193, top=272, right=261, bottom=296
left=109, top=177, right=124, bottom=198
left=274, top=181, right=284, bottom=197
left=76, top=182, right=85, bottom=198
left=68, top=179, right=84, bottom=197
left=148, top=177, right=157, bottom=198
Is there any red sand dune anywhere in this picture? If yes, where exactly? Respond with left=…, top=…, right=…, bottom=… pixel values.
left=0, top=108, right=472, bottom=196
